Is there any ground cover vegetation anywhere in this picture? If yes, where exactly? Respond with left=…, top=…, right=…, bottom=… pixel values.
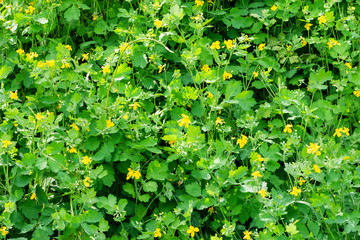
left=1, top=0, right=360, bottom=239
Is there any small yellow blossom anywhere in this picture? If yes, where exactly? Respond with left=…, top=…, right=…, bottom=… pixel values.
left=223, top=71, right=233, bottom=80
left=342, top=127, right=350, bottom=136
left=25, top=5, right=35, bottom=14
left=195, top=0, right=204, bottom=6
left=106, top=118, right=115, bottom=128
left=251, top=171, right=262, bottom=179
left=35, top=113, right=44, bottom=121
left=345, top=62, right=352, bottom=69
left=82, top=53, right=89, bottom=61
left=37, top=61, right=46, bottom=68
left=237, top=135, right=248, bottom=148
left=327, top=39, right=340, bottom=49
left=127, top=168, right=141, bottom=180
left=119, top=43, right=129, bottom=52
left=318, top=15, right=326, bottom=24
left=210, top=41, right=220, bottom=50
left=65, top=45, right=72, bottom=51
left=158, top=64, right=165, bottom=73
left=178, top=114, right=191, bottom=128
left=253, top=71, right=259, bottom=79
left=343, top=156, right=350, bottom=161
left=258, top=189, right=268, bottom=198
left=16, top=48, right=25, bottom=55
left=313, top=164, right=321, bottom=173
left=149, top=55, right=155, bottom=61
left=61, top=61, right=71, bottom=68
left=258, top=43, right=266, bottom=51
left=46, top=59, right=55, bottom=67
left=207, top=92, right=214, bottom=98
left=93, top=14, right=98, bottom=20
left=301, top=37, right=307, bottom=47
left=224, top=39, right=235, bottom=49
left=290, top=186, right=301, bottom=196
left=68, top=147, right=77, bottom=153
left=304, top=23, right=312, bottom=31
left=187, top=226, right=199, bottom=238
left=243, top=230, right=252, bottom=240
left=70, top=123, right=80, bottom=131
left=30, top=192, right=36, bottom=200
left=307, top=143, right=321, bottom=155
left=2, top=140, right=12, bottom=148
left=81, top=156, right=92, bottom=165
left=83, top=177, right=91, bottom=187
left=201, top=64, right=211, bottom=72
left=271, top=5, right=278, bottom=11
left=154, top=19, right=163, bottom=28
left=154, top=228, right=161, bottom=238
left=256, top=153, right=264, bottom=162
left=9, top=90, right=18, bottom=100
left=123, top=114, right=129, bottom=120
left=101, top=64, right=111, bottom=74
left=286, top=45, right=292, bottom=51
left=298, top=177, right=306, bottom=186
left=130, top=102, right=140, bottom=110
left=353, top=90, right=360, bottom=97
left=283, top=124, right=293, bottom=133
left=26, top=52, right=38, bottom=60
left=215, top=117, right=225, bottom=125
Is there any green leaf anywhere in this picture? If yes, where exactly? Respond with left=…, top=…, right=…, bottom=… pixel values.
left=35, top=186, right=49, bottom=205
left=45, top=142, right=64, bottom=155
left=309, top=69, right=332, bottom=90
left=130, top=49, right=148, bottom=68
left=143, top=181, right=158, bottom=192
left=225, top=81, right=243, bottom=99
left=0, top=65, right=12, bottom=79
left=64, top=5, right=80, bottom=22
left=93, top=141, right=114, bottom=162
left=99, top=218, right=110, bottom=232
left=94, top=20, right=108, bottom=35
left=233, top=91, right=256, bottom=111
left=185, top=182, right=202, bottom=197
left=139, top=194, right=150, bottom=202
left=147, top=160, right=168, bottom=181
left=82, top=209, right=103, bottom=223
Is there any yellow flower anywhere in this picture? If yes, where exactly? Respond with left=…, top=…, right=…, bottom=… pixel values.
left=251, top=171, right=262, bottom=179
left=195, top=0, right=204, bottom=6
left=178, top=114, right=191, bottom=128
left=65, top=45, right=72, bottom=51
left=61, top=61, right=71, bottom=68
left=207, top=92, right=214, bottom=98
left=9, top=90, right=18, bottom=100
left=187, top=226, right=199, bottom=238
left=223, top=71, right=233, bottom=80
left=237, top=135, right=248, bottom=148
left=149, top=55, right=155, bottom=61
left=286, top=45, right=292, bottom=51
left=342, top=127, right=350, bottom=136
left=253, top=71, right=259, bottom=79
left=256, top=153, right=264, bottom=162
left=123, top=114, right=129, bottom=120
left=258, top=43, right=266, bottom=51
left=127, top=168, right=141, bottom=180
left=304, top=23, right=312, bottom=31
left=35, top=113, right=44, bottom=121
left=101, top=65, right=111, bottom=74
left=70, top=123, right=80, bottom=131
left=106, top=118, right=115, bottom=128
left=210, top=41, right=220, bottom=50
left=271, top=5, right=278, bottom=11
left=26, top=52, right=38, bottom=60
left=345, top=62, right=352, bottom=69
left=298, top=177, right=306, bottom=186
left=307, top=143, right=321, bottom=155
left=154, top=19, right=163, bottom=28
left=313, top=164, right=321, bottom=173
left=243, top=230, right=252, bottom=240
left=83, top=177, right=91, bottom=187
left=215, top=117, right=225, bottom=125
left=343, top=156, right=350, bottom=161
left=154, top=228, right=161, bottom=238
left=290, top=186, right=301, bottom=196
left=318, top=15, right=326, bottom=24
left=130, top=102, right=140, bottom=110
left=2, top=140, right=12, bottom=148
left=301, top=37, right=307, bottom=47
left=93, top=14, right=98, bottom=20
left=30, top=192, right=36, bottom=200
left=16, top=48, right=25, bottom=55
left=0, top=226, right=8, bottom=236
left=68, top=147, right=77, bottom=153
left=327, top=39, right=340, bottom=49
left=353, top=90, right=360, bottom=97
left=224, top=39, right=235, bottom=49
left=333, top=128, right=342, bottom=137
left=46, top=59, right=55, bottom=67
left=258, top=189, right=268, bottom=198
left=158, top=64, right=165, bottom=73
left=201, top=64, right=211, bottom=72
left=25, top=5, right=35, bottom=14
left=119, top=43, right=129, bottom=52
left=81, top=156, right=92, bottom=165
left=82, top=53, right=89, bottom=61
left=283, top=124, right=293, bottom=133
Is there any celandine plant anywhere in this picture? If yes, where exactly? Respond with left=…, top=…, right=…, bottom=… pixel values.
left=1, top=0, right=360, bottom=239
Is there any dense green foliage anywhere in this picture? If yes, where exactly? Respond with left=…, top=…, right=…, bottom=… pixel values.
left=1, top=0, right=360, bottom=239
